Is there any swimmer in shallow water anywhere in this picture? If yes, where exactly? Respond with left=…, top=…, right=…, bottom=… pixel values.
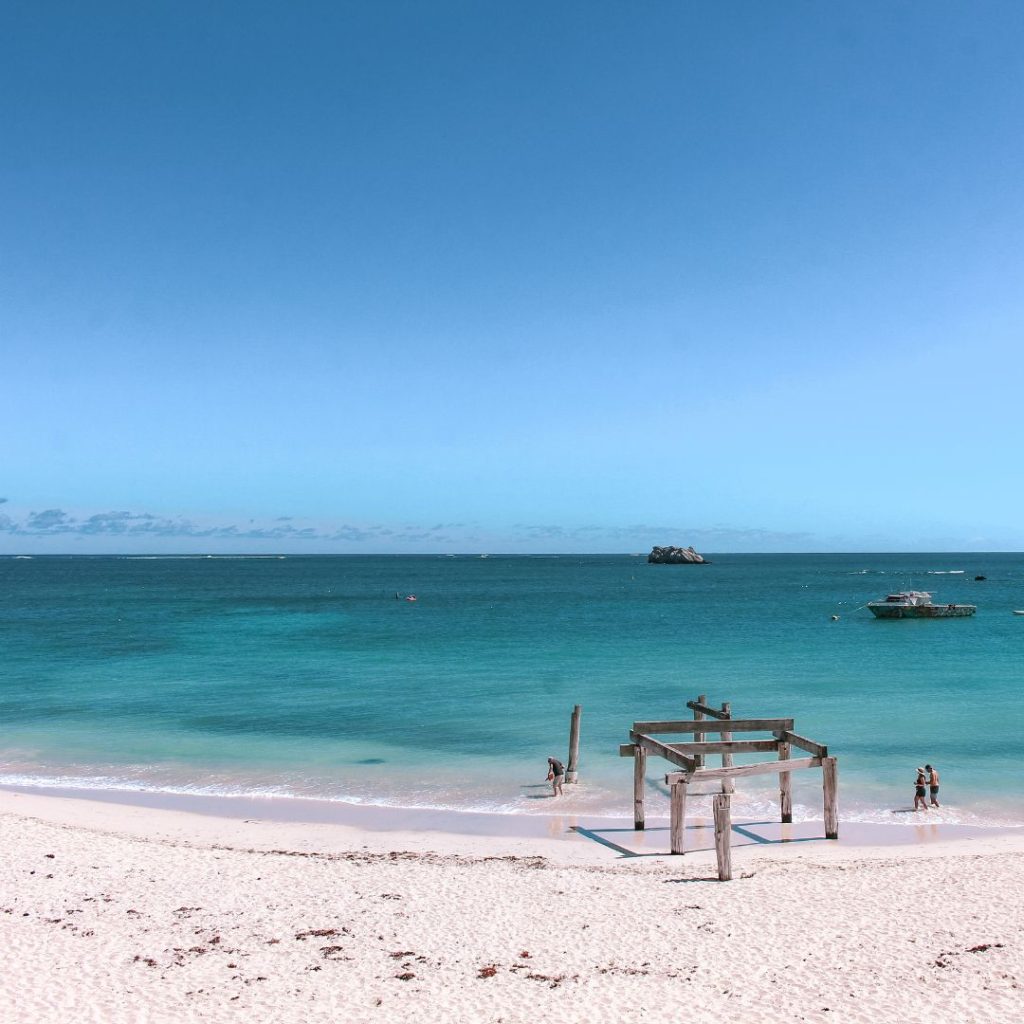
left=914, top=767, right=929, bottom=811
left=546, top=756, right=565, bottom=797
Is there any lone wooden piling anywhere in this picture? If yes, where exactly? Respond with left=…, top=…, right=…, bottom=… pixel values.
left=713, top=794, right=733, bottom=881
left=566, top=704, right=582, bottom=783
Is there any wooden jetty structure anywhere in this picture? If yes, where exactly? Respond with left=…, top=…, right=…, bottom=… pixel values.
left=619, top=694, right=837, bottom=880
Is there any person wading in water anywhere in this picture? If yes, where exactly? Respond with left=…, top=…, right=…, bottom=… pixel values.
left=546, top=756, right=566, bottom=797
left=914, top=767, right=929, bottom=811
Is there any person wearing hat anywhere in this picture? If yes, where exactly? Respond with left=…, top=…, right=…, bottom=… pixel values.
left=914, top=767, right=928, bottom=811
left=546, top=756, right=566, bottom=797
left=925, top=764, right=940, bottom=807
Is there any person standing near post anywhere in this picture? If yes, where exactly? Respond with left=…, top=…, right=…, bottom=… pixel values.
left=914, top=767, right=928, bottom=811
left=547, top=756, right=565, bottom=797
left=926, top=764, right=940, bottom=807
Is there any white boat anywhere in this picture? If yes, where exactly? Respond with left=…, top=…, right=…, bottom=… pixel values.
left=867, top=591, right=976, bottom=619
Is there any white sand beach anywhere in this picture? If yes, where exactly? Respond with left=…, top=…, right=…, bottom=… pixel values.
left=2, top=788, right=1022, bottom=1024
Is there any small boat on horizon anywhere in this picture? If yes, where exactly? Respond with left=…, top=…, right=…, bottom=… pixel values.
left=867, top=591, right=976, bottom=619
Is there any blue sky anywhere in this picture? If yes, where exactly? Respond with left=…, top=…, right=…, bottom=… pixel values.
left=3, top=1, right=1024, bottom=553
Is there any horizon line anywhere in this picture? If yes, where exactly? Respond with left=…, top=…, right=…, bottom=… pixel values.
left=1, top=551, right=1020, bottom=558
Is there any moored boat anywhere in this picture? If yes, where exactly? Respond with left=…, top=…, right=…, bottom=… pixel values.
left=867, top=591, right=976, bottom=619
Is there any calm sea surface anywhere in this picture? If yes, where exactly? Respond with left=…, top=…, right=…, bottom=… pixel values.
left=2, top=554, right=1023, bottom=828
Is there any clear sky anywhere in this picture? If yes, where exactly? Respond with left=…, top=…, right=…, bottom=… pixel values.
left=3, top=1, right=1024, bottom=553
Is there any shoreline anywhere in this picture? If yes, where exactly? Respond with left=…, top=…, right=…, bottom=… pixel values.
left=4, top=757, right=1024, bottom=831
left=4, top=766, right=1023, bottom=830
left=3, top=782, right=1020, bottom=860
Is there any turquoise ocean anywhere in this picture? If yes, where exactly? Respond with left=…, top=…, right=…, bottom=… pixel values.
left=2, top=554, right=1023, bottom=829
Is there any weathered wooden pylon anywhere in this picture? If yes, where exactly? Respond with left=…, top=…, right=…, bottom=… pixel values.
left=566, top=704, right=582, bottom=783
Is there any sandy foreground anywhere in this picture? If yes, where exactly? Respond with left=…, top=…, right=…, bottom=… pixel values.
left=2, top=789, right=1022, bottom=1024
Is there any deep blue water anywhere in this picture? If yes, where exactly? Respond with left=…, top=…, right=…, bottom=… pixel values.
left=2, top=553, right=1022, bottom=827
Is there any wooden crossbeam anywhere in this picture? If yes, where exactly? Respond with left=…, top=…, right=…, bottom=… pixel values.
left=667, top=740, right=779, bottom=755
left=621, top=739, right=780, bottom=757
left=665, top=756, right=821, bottom=784
left=774, top=730, right=828, bottom=757
left=686, top=699, right=732, bottom=720
left=632, top=718, right=794, bottom=735
left=629, top=732, right=696, bottom=772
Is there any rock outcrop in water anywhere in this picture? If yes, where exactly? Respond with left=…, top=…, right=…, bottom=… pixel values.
left=647, top=545, right=709, bottom=564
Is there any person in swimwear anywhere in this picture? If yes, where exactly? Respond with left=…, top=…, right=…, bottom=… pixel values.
left=914, top=767, right=928, bottom=811
left=925, top=763, right=940, bottom=807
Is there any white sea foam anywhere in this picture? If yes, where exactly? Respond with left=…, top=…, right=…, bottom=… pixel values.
left=3, top=770, right=1022, bottom=832
left=0, top=772, right=295, bottom=801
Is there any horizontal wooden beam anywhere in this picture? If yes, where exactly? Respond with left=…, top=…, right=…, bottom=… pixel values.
left=633, top=718, right=794, bottom=735
left=685, top=700, right=732, bottom=720
left=667, top=740, right=779, bottom=755
left=665, top=756, right=821, bottom=785
left=629, top=732, right=696, bottom=772
left=774, top=730, right=828, bottom=757
left=622, top=739, right=781, bottom=756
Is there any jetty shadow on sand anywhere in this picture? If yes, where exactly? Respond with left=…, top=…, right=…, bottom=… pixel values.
left=571, top=821, right=829, bottom=859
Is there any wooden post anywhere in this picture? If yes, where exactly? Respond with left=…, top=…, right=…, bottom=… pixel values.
left=822, top=756, right=838, bottom=839
left=633, top=747, right=647, bottom=830
left=670, top=777, right=689, bottom=855
left=713, top=793, right=732, bottom=881
left=778, top=741, right=793, bottom=823
left=566, top=704, right=582, bottom=783
left=719, top=701, right=734, bottom=794
left=693, top=693, right=707, bottom=768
